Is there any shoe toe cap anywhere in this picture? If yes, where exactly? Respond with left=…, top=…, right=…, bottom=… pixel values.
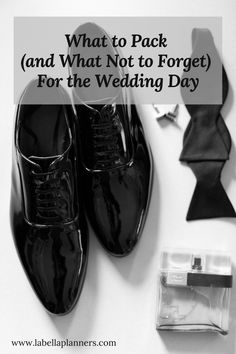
left=91, top=186, right=148, bottom=256
left=16, top=225, right=88, bottom=315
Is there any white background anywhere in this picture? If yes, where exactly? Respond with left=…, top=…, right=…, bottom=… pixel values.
left=1, top=1, right=236, bottom=353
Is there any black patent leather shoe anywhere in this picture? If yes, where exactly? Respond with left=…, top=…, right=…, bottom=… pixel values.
left=70, top=23, right=153, bottom=256
left=10, top=80, right=88, bottom=315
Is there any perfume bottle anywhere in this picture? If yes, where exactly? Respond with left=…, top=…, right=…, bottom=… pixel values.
left=156, top=249, right=232, bottom=334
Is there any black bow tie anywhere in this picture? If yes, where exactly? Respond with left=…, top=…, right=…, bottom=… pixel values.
left=180, top=28, right=236, bottom=220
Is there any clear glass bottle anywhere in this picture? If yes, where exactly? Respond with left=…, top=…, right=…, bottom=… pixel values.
left=156, top=249, right=232, bottom=334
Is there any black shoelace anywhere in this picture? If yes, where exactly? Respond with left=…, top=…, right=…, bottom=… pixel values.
left=31, top=169, right=72, bottom=223
left=91, top=105, right=123, bottom=168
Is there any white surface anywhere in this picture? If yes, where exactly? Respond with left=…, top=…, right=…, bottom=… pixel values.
left=1, top=1, right=236, bottom=353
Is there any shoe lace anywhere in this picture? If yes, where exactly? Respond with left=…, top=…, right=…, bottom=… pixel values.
left=31, top=169, right=73, bottom=223
left=91, top=105, right=123, bottom=168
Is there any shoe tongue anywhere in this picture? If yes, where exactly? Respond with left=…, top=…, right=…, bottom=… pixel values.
left=98, top=105, right=119, bottom=123
left=29, top=155, right=60, bottom=172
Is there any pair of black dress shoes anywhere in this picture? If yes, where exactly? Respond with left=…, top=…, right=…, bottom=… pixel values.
left=10, top=23, right=152, bottom=315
